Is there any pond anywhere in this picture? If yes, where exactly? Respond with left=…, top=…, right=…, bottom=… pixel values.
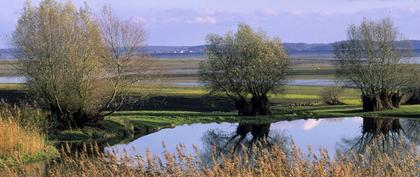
left=105, top=117, right=419, bottom=160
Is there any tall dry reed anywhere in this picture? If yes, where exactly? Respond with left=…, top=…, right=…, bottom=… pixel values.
left=0, top=118, right=45, bottom=159
left=0, top=103, right=50, bottom=176
left=3, top=140, right=418, bottom=177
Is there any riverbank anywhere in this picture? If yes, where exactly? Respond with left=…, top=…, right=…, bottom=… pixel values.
left=55, top=104, right=420, bottom=141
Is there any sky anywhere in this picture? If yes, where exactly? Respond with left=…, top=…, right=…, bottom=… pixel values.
left=0, top=0, right=420, bottom=48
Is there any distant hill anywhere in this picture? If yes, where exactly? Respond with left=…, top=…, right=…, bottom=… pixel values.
left=144, top=45, right=206, bottom=54
left=2, top=40, right=420, bottom=59
left=145, top=40, right=420, bottom=53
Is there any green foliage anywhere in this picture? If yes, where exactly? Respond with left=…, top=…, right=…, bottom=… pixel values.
left=200, top=23, right=289, bottom=115
left=13, top=0, right=107, bottom=129
left=334, top=18, right=417, bottom=111
left=12, top=0, right=149, bottom=130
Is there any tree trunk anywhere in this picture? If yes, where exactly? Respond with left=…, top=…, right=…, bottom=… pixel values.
left=251, top=95, right=272, bottom=115
left=405, top=89, right=420, bottom=104
left=391, top=93, right=401, bottom=108
left=361, top=94, right=397, bottom=112
left=362, top=117, right=402, bottom=136
left=49, top=106, right=73, bottom=130
left=72, top=110, right=102, bottom=128
left=49, top=107, right=102, bottom=130
left=235, top=97, right=253, bottom=116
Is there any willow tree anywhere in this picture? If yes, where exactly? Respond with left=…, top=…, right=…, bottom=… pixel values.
left=334, top=18, right=414, bottom=112
left=12, top=0, right=149, bottom=130
left=200, top=24, right=289, bottom=116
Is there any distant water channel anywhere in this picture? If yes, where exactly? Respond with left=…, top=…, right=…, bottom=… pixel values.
left=0, top=76, right=25, bottom=83
left=0, top=76, right=337, bottom=87
left=174, top=79, right=338, bottom=87
left=105, top=117, right=419, bottom=159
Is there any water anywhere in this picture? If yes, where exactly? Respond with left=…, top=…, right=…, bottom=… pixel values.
left=0, top=76, right=25, bottom=83
left=286, top=79, right=337, bottom=86
left=105, top=117, right=419, bottom=160
left=0, top=76, right=337, bottom=87
left=175, top=79, right=338, bottom=87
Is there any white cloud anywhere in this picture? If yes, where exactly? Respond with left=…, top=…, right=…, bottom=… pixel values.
left=255, top=8, right=278, bottom=17
left=131, top=16, right=148, bottom=24
left=408, top=7, right=417, bottom=14
left=288, top=10, right=304, bottom=16
left=187, top=16, right=217, bottom=24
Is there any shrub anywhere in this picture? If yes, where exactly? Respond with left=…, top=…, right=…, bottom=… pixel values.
left=320, top=86, right=344, bottom=105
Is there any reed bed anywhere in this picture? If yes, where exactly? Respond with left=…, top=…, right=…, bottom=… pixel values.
left=0, top=103, right=54, bottom=177
left=2, top=140, right=419, bottom=177
left=0, top=103, right=47, bottom=159
left=0, top=118, right=45, bottom=159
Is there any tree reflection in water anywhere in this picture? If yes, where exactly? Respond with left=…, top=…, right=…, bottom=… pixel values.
left=340, top=117, right=419, bottom=154
left=201, top=123, right=289, bottom=164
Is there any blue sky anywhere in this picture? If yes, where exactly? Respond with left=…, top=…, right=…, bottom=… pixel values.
left=1, top=0, right=420, bottom=47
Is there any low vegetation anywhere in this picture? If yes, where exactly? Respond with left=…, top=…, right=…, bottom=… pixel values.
left=1, top=139, right=418, bottom=176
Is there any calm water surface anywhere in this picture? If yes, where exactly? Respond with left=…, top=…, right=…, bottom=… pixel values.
left=105, top=117, right=419, bottom=159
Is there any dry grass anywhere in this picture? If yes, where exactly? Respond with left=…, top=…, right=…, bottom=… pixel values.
left=2, top=140, right=419, bottom=177
left=0, top=118, right=45, bottom=159
left=0, top=104, right=54, bottom=174
left=0, top=103, right=47, bottom=159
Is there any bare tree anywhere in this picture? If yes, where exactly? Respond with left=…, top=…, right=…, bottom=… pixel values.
left=334, top=18, right=415, bottom=111
left=12, top=0, right=151, bottom=130
left=200, top=24, right=289, bottom=116
left=98, top=6, right=152, bottom=116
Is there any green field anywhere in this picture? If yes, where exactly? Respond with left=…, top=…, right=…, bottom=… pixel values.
left=0, top=61, right=17, bottom=76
